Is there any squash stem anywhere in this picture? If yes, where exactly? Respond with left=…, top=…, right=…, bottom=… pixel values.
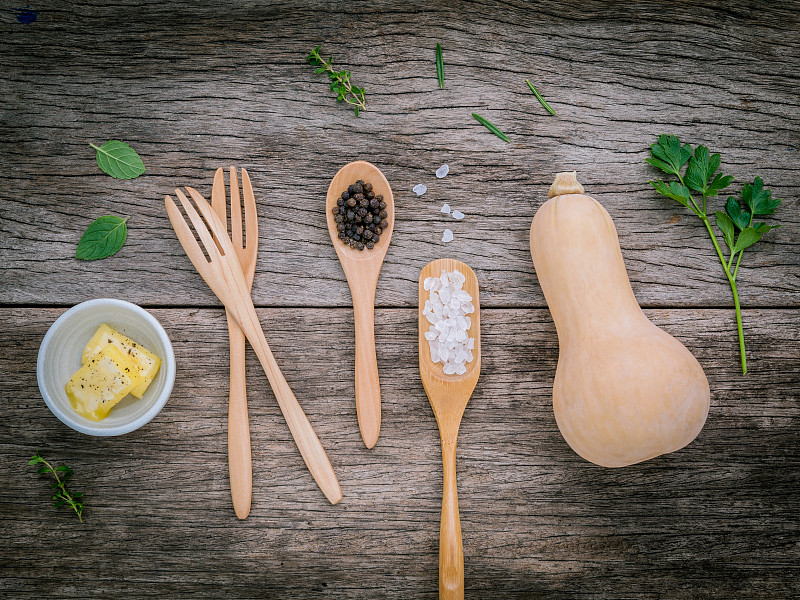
left=700, top=215, right=747, bottom=374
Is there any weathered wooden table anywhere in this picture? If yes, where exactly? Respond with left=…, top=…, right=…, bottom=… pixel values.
left=2, top=2, right=798, bottom=598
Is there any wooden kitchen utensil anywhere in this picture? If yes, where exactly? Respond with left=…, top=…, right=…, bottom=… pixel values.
left=325, top=161, right=394, bottom=449
left=210, top=167, right=257, bottom=519
left=166, top=187, right=342, bottom=505
left=418, top=258, right=481, bottom=600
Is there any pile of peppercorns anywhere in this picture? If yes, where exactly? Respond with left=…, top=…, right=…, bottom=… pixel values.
left=332, top=179, right=389, bottom=251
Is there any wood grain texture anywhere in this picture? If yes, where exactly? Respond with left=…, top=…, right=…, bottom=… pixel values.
left=1, top=307, right=798, bottom=599
left=0, top=0, right=798, bottom=308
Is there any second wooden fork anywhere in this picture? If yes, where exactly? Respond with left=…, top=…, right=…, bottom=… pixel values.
left=211, top=167, right=257, bottom=520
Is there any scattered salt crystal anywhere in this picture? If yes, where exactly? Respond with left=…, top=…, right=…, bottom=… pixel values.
left=441, top=203, right=451, bottom=215
left=436, top=164, right=450, bottom=178
left=442, top=229, right=453, bottom=243
left=413, top=184, right=427, bottom=196
left=422, top=268, right=475, bottom=376
left=452, top=210, right=464, bottom=220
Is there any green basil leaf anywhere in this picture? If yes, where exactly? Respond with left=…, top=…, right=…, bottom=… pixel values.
left=76, top=215, right=129, bottom=261
left=89, top=140, right=145, bottom=179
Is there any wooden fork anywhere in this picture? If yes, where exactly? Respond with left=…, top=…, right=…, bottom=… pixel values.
left=165, top=186, right=342, bottom=505
left=211, top=167, right=256, bottom=519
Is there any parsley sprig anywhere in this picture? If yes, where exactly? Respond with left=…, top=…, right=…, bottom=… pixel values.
left=305, top=46, right=366, bottom=117
left=646, top=134, right=782, bottom=374
left=29, top=452, right=85, bottom=522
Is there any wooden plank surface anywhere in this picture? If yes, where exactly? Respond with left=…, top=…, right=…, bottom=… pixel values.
left=1, top=0, right=798, bottom=308
left=1, top=0, right=799, bottom=598
left=1, top=307, right=799, bottom=599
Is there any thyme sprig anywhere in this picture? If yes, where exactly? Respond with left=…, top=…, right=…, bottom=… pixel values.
left=29, top=452, right=85, bottom=522
left=305, top=46, right=366, bottom=117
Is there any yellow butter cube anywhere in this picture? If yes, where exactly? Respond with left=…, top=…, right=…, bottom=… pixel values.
left=66, top=344, right=141, bottom=421
left=82, top=324, right=161, bottom=398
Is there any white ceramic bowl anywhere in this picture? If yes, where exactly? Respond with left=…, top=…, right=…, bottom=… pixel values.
left=37, top=298, right=175, bottom=436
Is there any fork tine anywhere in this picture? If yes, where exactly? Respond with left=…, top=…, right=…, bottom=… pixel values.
left=165, top=195, right=211, bottom=270
left=229, top=167, right=243, bottom=250
left=241, top=168, right=258, bottom=251
left=211, top=167, right=227, bottom=228
left=185, top=186, right=238, bottom=258
left=175, top=188, right=221, bottom=260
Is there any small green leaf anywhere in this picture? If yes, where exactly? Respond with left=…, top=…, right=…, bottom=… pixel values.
left=741, top=176, right=782, bottom=215
left=76, top=215, right=129, bottom=261
left=28, top=455, right=45, bottom=465
left=436, top=43, right=444, bottom=89
left=72, top=492, right=84, bottom=499
left=725, top=196, right=750, bottom=231
left=525, top=80, right=556, bottom=115
left=354, top=106, right=360, bottom=117
left=685, top=145, right=721, bottom=193
left=752, top=222, right=780, bottom=234
left=706, top=173, right=734, bottom=197
left=38, top=466, right=50, bottom=474
left=649, top=180, right=693, bottom=209
left=714, top=211, right=736, bottom=251
left=648, top=134, right=692, bottom=177
left=89, top=141, right=145, bottom=180
left=471, top=113, right=509, bottom=142
left=315, top=66, right=326, bottom=74
left=733, top=227, right=762, bottom=253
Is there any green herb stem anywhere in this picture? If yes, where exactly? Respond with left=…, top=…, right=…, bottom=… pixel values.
left=471, top=113, right=509, bottom=142
left=435, top=43, right=444, bottom=89
left=525, top=79, right=556, bottom=115
left=29, top=453, right=85, bottom=522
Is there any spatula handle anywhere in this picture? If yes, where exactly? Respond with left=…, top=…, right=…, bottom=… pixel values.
left=235, top=302, right=342, bottom=505
left=440, top=439, right=464, bottom=600
left=225, top=309, right=252, bottom=520
left=352, top=285, right=381, bottom=448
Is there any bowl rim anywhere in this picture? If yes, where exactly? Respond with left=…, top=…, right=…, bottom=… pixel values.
left=37, top=298, right=176, bottom=436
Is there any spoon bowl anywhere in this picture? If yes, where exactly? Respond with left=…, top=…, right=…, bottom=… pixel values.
left=418, top=258, right=481, bottom=600
left=326, top=161, right=394, bottom=449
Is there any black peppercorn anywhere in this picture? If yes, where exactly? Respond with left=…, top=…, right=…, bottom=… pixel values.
left=346, top=210, right=355, bottom=220
left=367, top=192, right=375, bottom=200
left=358, top=207, right=367, bottom=217
left=366, top=241, right=374, bottom=249
left=346, top=198, right=357, bottom=208
left=376, top=194, right=383, bottom=201
left=341, top=191, right=349, bottom=200
left=353, top=183, right=363, bottom=194
left=379, top=209, right=387, bottom=218
left=337, top=223, right=345, bottom=232
left=332, top=206, right=340, bottom=215
left=356, top=225, right=364, bottom=235
left=337, top=198, right=344, bottom=206
left=379, top=201, right=387, bottom=209
left=380, top=219, right=389, bottom=229
left=369, top=198, right=379, bottom=209
left=353, top=234, right=361, bottom=242
left=334, top=215, right=343, bottom=223
left=364, top=182, right=373, bottom=192
left=364, top=213, right=373, bottom=224
left=359, top=198, right=368, bottom=208
left=372, top=234, right=380, bottom=243
left=338, top=232, right=345, bottom=239
left=375, top=227, right=382, bottom=235
left=363, top=230, right=372, bottom=239
left=357, top=242, right=365, bottom=251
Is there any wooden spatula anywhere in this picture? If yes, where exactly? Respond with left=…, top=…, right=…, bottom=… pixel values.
left=418, top=258, right=481, bottom=600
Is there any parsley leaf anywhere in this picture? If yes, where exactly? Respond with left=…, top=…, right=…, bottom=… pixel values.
left=742, top=176, right=782, bottom=215
left=645, top=134, right=692, bottom=177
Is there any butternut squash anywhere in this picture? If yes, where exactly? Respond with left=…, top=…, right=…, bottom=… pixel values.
left=530, top=172, right=710, bottom=467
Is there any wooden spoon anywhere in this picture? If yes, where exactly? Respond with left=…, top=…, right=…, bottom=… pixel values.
left=418, top=258, right=481, bottom=600
left=326, top=161, right=394, bottom=449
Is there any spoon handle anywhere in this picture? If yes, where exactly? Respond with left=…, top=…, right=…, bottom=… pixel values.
left=225, top=309, right=252, bottom=520
left=352, top=285, right=381, bottom=448
left=439, top=438, right=464, bottom=600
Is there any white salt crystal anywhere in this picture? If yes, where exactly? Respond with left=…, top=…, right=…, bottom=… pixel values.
left=441, top=203, right=451, bottom=215
left=436, top=164, right=450, bottom=178
left=413, top=184, right=427, bottom=196
left=442, top=228, right=453, bottom=243
left=452, top=210, right=464, bottom=220
left=422, top=268, right=476, bottom=376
